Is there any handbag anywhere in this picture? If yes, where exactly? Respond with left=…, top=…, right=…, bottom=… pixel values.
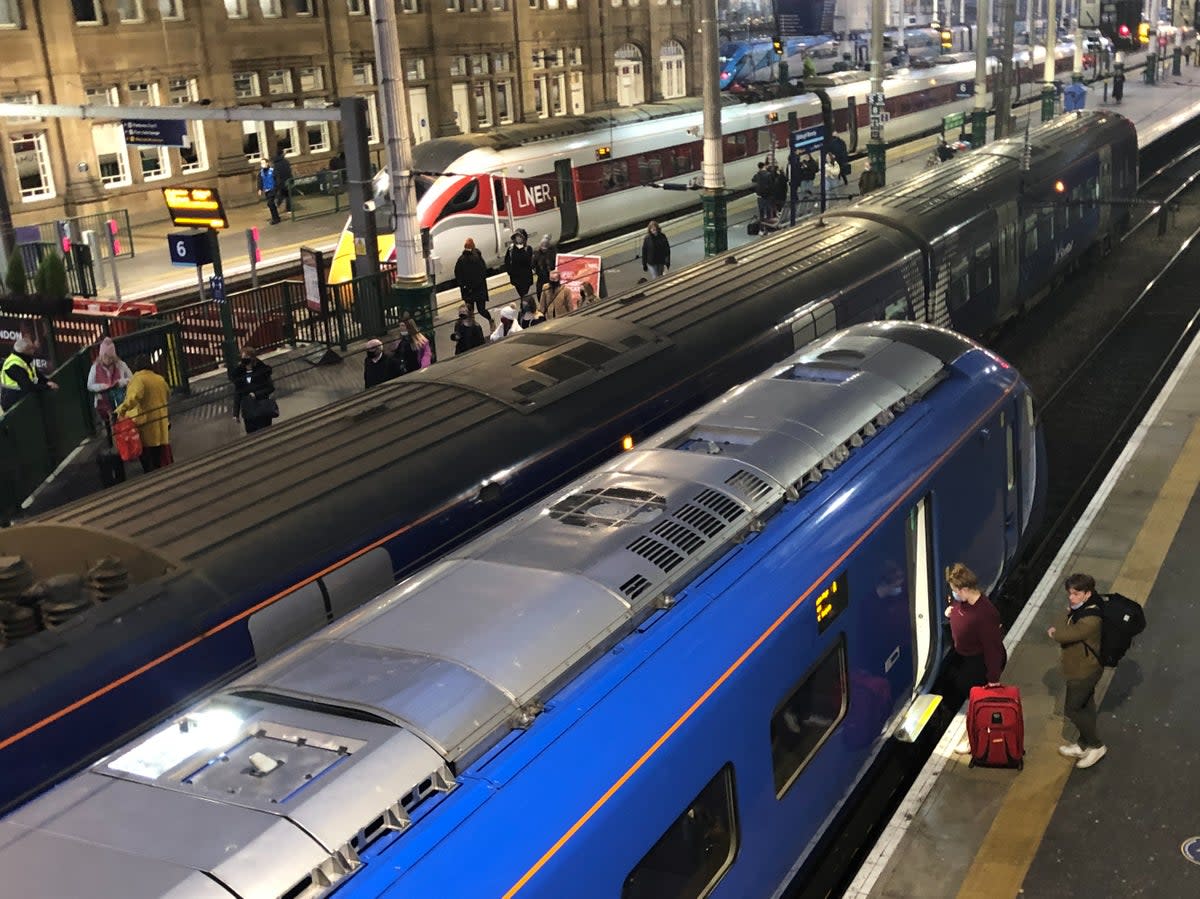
left=243, top=393, right=279, bottom=420
left=113, top=417, right=143, bottom=462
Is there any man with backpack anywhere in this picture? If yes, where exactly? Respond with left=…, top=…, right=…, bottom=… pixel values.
left=1047, top=573, right=1145, bottom=770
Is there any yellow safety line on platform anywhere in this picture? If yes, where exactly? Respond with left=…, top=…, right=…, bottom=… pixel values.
left=955, top=417, right=1200, bottom=899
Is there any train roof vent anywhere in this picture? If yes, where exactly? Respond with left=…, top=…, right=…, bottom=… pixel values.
left=620, top=573, right=653, bottom=601
left=725, top=469, right=773, bottom=504
left=624, top=485, right=744, bottom=574
left=549, top=487, right=667, bottom=528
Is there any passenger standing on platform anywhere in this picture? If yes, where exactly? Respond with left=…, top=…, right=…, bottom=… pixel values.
left=520, top=293, right=546, bottom=329
left=271, top=146, right=294, bottom=214
left=797, top=151, right=818, bottom=194
left=451, top=306, right=486, bottom=355
left=489, top=306, right=523, bottom=342
left=258, top=160, right=281, bottom=225
left=858, top=161, right=883, bottom=195
left=770, top=163, right=788, bottom=219
left=827, top=133, right=850, bottom=185
left=943, top=563, right=1007, bottom=755
left=504, top=230, right=535, bottom=300
left=87, top=337, right=132, bottom=422
left=752, top=162, right=774, bottom=221
left=231, top=346, right=276, bottom=435
left=539, top=270, right=573, bottom=320
left=114, top=355, right=171, bottom=473
left=1048, top=573, right=1107, bottom=769
left=576, top=281, right=598, bottom=307
left=399, top=318, right=433, bottom=371
left=641, top=221, right=671, bottom=279
left=363, top=338, right=402, bottom=389
left=0, top=336, right=57, bottom=412
left=454, top=238, right=494, bottom=327
left=532, top=235, right=555, bottom=299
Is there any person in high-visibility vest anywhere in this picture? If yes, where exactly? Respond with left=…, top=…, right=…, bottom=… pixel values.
left=1, top=336, right=57, bottom=412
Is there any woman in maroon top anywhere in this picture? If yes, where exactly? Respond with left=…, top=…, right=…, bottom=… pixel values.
left=944, top=563, right=1007, bottom=754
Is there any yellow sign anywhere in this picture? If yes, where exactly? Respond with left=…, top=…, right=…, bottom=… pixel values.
left=815, top=572, right=848, bottom=634
left=162, top=186, right=229, bottom=230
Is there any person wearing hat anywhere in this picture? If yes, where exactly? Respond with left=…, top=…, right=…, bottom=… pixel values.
left=451, top=305, right=486, bottom=356
left=490, top=305, right=523, bottom=343
left=1, top=335, right=57, bottom=413
left=87, top=337, right=133, bottom=421
left=363, top=337, right=402, bottom=389
left=532, top=234, right=555, bottom=298
left=539, top=269, right=573, bottom=320
left=454, top=238, right=494, bottom=327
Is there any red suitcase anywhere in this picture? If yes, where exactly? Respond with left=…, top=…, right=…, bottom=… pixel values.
left=967, top=684, right=1024, bottom=769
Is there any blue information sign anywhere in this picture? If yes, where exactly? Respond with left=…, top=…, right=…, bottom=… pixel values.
left=790, top=125, right=826, bottom=152
left=123, top=119, right=190, bottom=148
left=210, top=274, right=225, bottom=304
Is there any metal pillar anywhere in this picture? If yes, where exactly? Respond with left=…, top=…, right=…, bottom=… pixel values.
left=868, top=0, right=888, bottom=184
left=1041, top=0, right=1058, bottom=121
left=701, top=0, right=727, bottom=256
left=995, top=0, right=1017, bottom=139
left=973, top=0, right=991, bottom=146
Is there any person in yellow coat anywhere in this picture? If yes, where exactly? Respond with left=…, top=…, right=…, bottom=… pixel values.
left=114, top=354, right=171, bottom=472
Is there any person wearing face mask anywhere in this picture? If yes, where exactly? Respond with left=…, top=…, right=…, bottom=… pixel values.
left=230, top=345, right=277, bottom=434
left=944, top=562, right=1007, bottom=754
left=363, top=338, right=403, bottom=388
left=539, top=270, right=573, bottom=320
left=504, top=229, right=535, bottom=301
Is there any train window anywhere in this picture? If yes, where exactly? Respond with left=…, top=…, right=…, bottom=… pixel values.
left=622, top=764, right=739, bottom=899
left=438, top=179, right=480, bottom=222
left=1025, top=393, right=1036, bottom=429
left=604, top=162, right=630, bottom=193
left=722, top=133, right=749, bottom=162
left=637, top=154, right=664, bottom=185
left=1055, top=197, right=1068, bottom=232
left=492, top=177, right=506, bottom=212
left=972, top=244, right=992, bottom=292
left=670, top=147, right=696, bottom=176
left=771, top=636, right=847, bottom=797
left=1023, top=215, right=1038, bottom=255
left=1087, top=176, right=1099, bottom=205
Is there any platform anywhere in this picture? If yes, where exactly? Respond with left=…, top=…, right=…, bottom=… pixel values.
left=846, top=312, right=1200, bottom=898
left=21, top=61, right=1200, bottom=520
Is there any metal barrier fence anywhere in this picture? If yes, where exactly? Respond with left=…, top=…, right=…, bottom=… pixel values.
left=287, top=170, right=346, bottom=222
left=0, top=351, right=96, bottom=521
left=16, top=243, right=98, bottom=298
left=26, top=209, right=134, bottom=260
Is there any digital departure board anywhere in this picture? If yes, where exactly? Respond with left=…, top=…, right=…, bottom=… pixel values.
left=162, top=187, right=229, bottom=230
left=815, top=572, right=848, bottom=634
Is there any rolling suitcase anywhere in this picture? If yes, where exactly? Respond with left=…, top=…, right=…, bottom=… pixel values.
left=967, top=683, right=1024, bottom=769
left=97, top=448, right=125, bottom=487
left=97, top=418, right=126, bottom=488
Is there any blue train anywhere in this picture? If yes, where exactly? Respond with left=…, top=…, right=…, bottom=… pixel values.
left=0, top=111, right=1136, bottom=814
left=0, top=322, right=1044, bottom=898
left=719, top=36, right=840, bottom=89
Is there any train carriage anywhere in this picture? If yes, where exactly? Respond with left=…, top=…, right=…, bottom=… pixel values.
left=0, top=322, right=1044, bottom=899
left=0, top=113, right=1133, bottom=816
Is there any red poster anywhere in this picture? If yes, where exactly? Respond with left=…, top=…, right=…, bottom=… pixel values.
left=555, top=253, right=602, bottom=307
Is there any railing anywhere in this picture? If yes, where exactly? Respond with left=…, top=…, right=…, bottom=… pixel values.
left=15, top=243, right=98, bottom=298
left=0, top=351, right=96, bottom=521
left=25, top=209, right=134, bottom=260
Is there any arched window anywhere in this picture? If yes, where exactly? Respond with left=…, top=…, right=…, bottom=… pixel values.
left=614, top=43, right=644, bottom=107
left=659, top=39, right=686, bottom=99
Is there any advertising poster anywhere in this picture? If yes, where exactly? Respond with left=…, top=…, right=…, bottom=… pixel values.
left=300, top=247, right=326, bottom=313
left=554, top=253, right=603, bottom=308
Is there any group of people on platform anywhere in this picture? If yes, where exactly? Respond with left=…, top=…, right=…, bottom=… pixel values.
left=944, top=562, right=1110, bottom=770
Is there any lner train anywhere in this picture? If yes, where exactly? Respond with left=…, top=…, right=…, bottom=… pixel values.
left=328, top=42, right=1080, bottom=284
left=0, top=111, right=1135, bottom=814
left=0, top=322, right=1045, bottom=899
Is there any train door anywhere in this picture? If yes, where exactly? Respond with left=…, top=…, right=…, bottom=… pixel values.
left=846, top=97, right=858, bottom=153
left=994, top=202, right=1020, bottom=316
left=491, top=175, right=513, bottom=259
left=1002, top=407, right=1021, bottom=563
left=905, top=496, right=937, bottom=693
left=555, top=158, right=578, bottom=240
left=1097, top=146, right=1112, bottom=234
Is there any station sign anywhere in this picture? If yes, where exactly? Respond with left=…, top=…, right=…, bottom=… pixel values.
left=162, top=187, right=229, bottom=230
left=122, top=119, right=190, bottom=148
left=790, top=124, right=826, bottom=152
left=942, top=112, right=966, bottom=132
left=167, top=229, right=213, bottom=267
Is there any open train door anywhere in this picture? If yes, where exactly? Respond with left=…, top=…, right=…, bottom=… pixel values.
left=490, top=175, right=514, bottom=262
left=906, top=496, right=938, bottom=695
left=555, top=158, right=579, bottom=240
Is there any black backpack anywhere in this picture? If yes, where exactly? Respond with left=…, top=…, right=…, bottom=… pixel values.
left=1076, top=593, right=1146, bottom=667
